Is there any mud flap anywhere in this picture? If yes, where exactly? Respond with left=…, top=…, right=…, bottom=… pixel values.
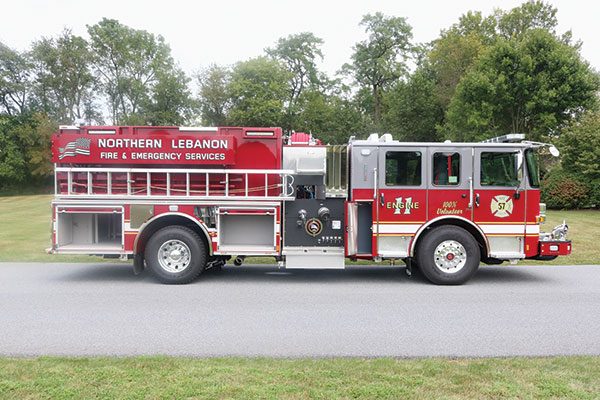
left=133, top=254, right=144, bottom=275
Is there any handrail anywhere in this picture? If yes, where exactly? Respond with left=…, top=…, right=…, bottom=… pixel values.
left=55, top=167, right=294, bottom=174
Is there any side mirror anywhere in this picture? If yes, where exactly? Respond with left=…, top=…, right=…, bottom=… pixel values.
left=513, top=190, right=521, bottom=200
left=549, top=146, right=560, bottom=157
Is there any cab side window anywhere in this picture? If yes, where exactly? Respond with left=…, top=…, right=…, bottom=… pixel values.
left=433, top=152, right=460, bottom=186
left=385, top=151, right=421, bottom=186
left=480, top=152, right=520, bottom=186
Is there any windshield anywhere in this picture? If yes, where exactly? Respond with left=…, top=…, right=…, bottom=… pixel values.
left=525, top=149, right=540, bottom=188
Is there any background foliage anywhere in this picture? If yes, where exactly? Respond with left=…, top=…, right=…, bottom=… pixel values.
left=0, top=1, right=598, bottom=208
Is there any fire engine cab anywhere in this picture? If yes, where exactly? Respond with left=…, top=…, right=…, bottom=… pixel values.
left=49, top=126, right=571, bottom=285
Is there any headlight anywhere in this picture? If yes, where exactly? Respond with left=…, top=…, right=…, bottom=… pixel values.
left=537, top=203, right=546, bottom=224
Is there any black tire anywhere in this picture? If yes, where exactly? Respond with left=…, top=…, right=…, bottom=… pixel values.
left=144, top=225, right=207, bottom=284
left=416, top=226, right=480, bottom=285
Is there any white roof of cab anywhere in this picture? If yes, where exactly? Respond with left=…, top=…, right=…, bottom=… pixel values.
left=350, top=140, right=534, bottom=148
left=350, top=133, right=534, bottom=148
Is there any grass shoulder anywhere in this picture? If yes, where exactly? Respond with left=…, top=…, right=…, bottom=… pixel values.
left=1, top=356, right=599, bottom=399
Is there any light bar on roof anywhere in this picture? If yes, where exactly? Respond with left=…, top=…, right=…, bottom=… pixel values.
left=246, top=131, right=274, bottom=137
left=481, top=134, right=525, bottom=143
left=179, top=126, right=218, bottom=132
left=88, top=130, right=116, bottom=135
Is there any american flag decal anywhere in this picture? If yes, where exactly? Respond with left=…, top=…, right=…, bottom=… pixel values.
left=58, top=137, right=91, bottom=159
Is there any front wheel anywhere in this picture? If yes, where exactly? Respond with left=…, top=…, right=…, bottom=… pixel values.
left=145, top=226, right=207, bottom=284
left=416, top=226, right=480, bottom=285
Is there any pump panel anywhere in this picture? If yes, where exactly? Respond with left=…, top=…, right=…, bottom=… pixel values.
left=283, top=198, right=345, bottom=247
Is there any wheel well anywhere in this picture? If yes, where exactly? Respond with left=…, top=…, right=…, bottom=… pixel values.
left=411, top=218, right=488, bottom=259
left=134, top=214, right=211, bottom=257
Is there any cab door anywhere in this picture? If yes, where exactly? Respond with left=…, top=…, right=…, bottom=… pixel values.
left=427, top=147, right=472, bottom=221
left=376, top=147, right=427, bottom=258
left=473, top=148, right=526, bottom=258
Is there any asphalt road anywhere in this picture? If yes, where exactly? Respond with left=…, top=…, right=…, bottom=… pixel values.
left=1, top=262, right=600, bottom=357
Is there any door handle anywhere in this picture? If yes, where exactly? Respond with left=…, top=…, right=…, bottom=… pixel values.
left=468, top=176, right=474, bottom=209
left=380, top=192, right=385, bottom=207
left=475, top=193, right=480, bottom=207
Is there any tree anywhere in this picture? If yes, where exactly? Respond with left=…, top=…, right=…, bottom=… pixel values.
left=446, top=11, right=497, bottom=44
left=445, top=30, right=599, bottom=142
left=561, top=111, right=600, bottom=180
left=426, top=1, right=571, bottom=121
left=0, top=115, right=27, bottom=184
left=496, top=0, right=558, bottom=40
left=25, top=113, right=55, bottom=178
left=266, top=32, right=324, bottom=129
left=0, top=113, right=55, bottom=187
left=87, top=18, right=173, bottom=124
left=227, top=57, right=290, bottom=127
left=428, top=32, right=486, bottom=110
left=343, top=12, right=413, bottom=127
left=293, top=89, right=365, bottom=144
left=144, top=67, right=195, bottom=126
left=31, top=30, right=100, bottom=124
left=447, top=2, right=565, bottom=43
left=197, top=64, right=230, bottom=126
left=559, top=110, right=600, bottom=206
left=383, top=68, right=444, bottom=141
left=0, top=42, right=34, bottom=116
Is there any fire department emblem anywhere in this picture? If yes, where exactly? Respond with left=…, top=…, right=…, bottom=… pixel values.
left=490, top=195, right=513, bottom=218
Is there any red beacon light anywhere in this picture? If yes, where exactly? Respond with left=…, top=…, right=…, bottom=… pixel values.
left=289, top=132, right=322, bottom=146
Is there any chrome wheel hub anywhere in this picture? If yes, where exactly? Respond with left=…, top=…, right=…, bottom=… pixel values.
left=158, top=240, right=191, bottom=273
left=434, top=240, right=467, bottom=274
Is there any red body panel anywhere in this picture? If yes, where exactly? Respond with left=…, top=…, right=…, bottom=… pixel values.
left=353, top=185, right=550, bottom=260
left=473, top=189, right=526, bottom=223
left=525, top=189, right=541, bottom=257
left=52, top=126, right=282, bottom=169
left=53, top=127, right=283, bottom=197
left=377, top=189, right=427, bottom=226
left=427, top=188, right=471, bottom=220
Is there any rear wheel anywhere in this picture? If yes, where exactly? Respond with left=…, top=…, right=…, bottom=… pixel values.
left=416, top=226, right=480, bottom=285
left=145, top=226, right=207, bottom=284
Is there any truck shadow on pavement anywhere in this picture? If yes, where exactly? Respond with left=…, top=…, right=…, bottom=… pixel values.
left=57, top=263, right=550, bottom=285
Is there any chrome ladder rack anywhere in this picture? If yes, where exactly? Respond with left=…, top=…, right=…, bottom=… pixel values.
left=54, top=166, right=295, bottom=201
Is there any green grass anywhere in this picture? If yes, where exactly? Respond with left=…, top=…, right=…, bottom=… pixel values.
left=0, top=194, right=598, bottom=264
left=0, top=195, right=98, bottom=262
left=1, top=356, right=599, bottom=399
left=529, top=209, right=600, bottom=265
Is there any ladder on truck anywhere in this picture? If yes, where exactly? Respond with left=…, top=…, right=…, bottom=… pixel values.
left=54, top=167, right=295, bottom=200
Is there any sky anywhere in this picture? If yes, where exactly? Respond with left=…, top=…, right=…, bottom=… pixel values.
left=1, top=0, right=599, bottom=79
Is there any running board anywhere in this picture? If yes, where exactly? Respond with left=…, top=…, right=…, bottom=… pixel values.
left=489, top=252, right=525, bottom=259
left=283, top=247, right=345, bottom=269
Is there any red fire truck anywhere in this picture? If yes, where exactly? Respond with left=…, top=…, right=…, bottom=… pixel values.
left=49, top=126, right=571, bottom=284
